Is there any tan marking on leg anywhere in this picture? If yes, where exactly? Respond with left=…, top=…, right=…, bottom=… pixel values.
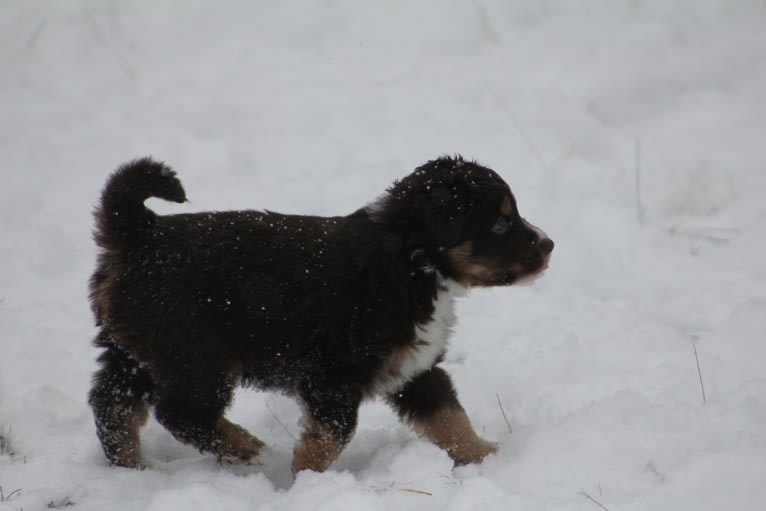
left=215, top=417, right=264, bottom=463
left=292, top=418, right=344, bottom=475
left=413, top=406, right=497, bottom=464
left=112, top=407, right=149, bottom=469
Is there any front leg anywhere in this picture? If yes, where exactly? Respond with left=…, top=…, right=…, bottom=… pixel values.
left=292, top=387, right=361, bottom=475
left=387, top=366, right=497, bottom=465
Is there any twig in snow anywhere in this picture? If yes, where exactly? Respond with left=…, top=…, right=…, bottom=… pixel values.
left=0, top=485, right=23, bottom=502
left=666, top=224, right=737, bottom=245
left=398, top=487, right=433, bottom=496
left=693, top=343, right=707, bottom=404
left=371, top=482, right=432, bottom=496
left=579, top=490, right=610, bottom=511
left=24, top=20, right=46, bottom=50
left=476, top=3, right=500, bottom=44
left=635, top=139, right=645, bottom=224
left=496, top=394, right=513, bottom=434
left=264, top=400, right=296, bottom=440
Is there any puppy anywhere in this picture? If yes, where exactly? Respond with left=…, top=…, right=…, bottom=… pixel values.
left=88, top=155, right=553, bottom=473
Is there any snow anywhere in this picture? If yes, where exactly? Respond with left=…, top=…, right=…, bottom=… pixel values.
left=2, top=1, right=765, bottom=510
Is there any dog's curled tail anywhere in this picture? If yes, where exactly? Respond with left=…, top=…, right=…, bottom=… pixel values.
left=94, top=157, right=186, bottom=247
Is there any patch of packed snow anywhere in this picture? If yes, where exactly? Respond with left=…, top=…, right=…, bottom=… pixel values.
left=2, top=1, right=765, bottom=510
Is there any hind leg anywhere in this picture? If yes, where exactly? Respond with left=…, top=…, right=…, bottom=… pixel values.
left=153, top=365, right=264, bottom=464
left=89, top=344, right=155, bottom=468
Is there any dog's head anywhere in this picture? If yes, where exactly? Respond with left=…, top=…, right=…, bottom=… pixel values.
left=367, top=156, right=553, bottom=287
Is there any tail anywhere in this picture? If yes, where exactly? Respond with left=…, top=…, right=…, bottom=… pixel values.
left=94, top=157, right=186, bottom=247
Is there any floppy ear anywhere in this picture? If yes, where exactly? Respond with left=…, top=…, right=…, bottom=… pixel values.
left=374, top=158, right=469, bottom=249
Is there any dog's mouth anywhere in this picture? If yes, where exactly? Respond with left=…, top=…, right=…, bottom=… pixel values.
left=445, top=241, right=552, bottom=288
left=504, top=257, right=550, bottom=286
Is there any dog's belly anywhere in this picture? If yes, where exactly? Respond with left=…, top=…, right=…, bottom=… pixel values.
left=372, top=278, right=467, bottom=396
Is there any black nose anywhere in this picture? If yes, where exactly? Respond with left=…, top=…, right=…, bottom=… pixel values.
left=539, top=237, right=554, bottom=254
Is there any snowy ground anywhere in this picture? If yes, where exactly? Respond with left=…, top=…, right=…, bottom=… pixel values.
left=2, top=1, right=766, bottom=510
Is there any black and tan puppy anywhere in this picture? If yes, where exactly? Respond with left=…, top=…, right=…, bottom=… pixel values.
left=88, top=155, right=553, bottom=473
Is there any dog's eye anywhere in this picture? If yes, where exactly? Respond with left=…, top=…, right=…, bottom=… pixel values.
left=491, top=216, right=510, bottom=234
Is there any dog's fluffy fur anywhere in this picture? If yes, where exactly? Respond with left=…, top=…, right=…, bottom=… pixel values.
left=88, top=155, right=553, bottom=473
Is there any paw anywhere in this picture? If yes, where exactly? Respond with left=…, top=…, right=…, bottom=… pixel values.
left=291, top=422, right=345, bottom=476
left=109, top=444, right=147, bottom=470
left=216, top=441, right=264, bottom=465
left=449, top=438, right=498, bottom=466
left=215, top=419, right=265, bottom=464
left=217, top=451, right=263, bottom=466
left=110, top=457, right=149, bottom=470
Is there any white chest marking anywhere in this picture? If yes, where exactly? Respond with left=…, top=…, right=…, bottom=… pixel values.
left=374, top=277, right=468, bottom=396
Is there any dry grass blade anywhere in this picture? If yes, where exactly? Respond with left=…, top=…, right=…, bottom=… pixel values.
left=265, top=400, right=296, bottom=440
left=635, top=138, right=645, bottom=224
left=579, top=490, right=610, bottom=511
left=24, top=20, right=46, bottom=50
left=496, top=394, right=513, bottom=434
left=693, top=344, right=707, bottom=404
left=398, top=488, right=433, bottom=496
left=371, top=482, right=432, bottom=496
left=0, top=486, right=23, bottom=502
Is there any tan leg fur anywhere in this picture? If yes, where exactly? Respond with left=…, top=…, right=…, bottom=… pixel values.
left=292, top=418, right=345, bottom=475
left=215, top=417, right=265, bottom=463
left=413, top=406, right=497, bottom=464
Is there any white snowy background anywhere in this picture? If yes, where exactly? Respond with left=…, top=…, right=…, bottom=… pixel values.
left=2, top=1, right=765, bottom=510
